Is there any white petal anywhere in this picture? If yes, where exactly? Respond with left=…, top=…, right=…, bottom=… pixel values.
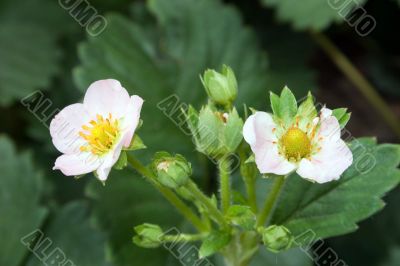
left=255, top=144, right=296, bottom=175
left=297, top=138, right=353, bottom=183
left=243, top=112, right=276, bottom=146
left=243, top=112, right=295, bottom=175
left=96, top=141, right=125, bottom=181
left=49, top=103, right=91, bottom=154
left=53, top=153, right=101, bottom=176
left=316, top=108, right=341, bottom=142
left=320, top=107, right=332, bottom=119
left=83, top=79, right=131, bottom=118
left=120, top=95, right=144, bottom=147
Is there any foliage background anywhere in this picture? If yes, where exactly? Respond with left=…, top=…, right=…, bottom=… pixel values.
left=0, top=0, right=399, bottom=265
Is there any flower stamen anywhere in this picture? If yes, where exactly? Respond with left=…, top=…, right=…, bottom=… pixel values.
left=79, top=113, right=119, bottom=155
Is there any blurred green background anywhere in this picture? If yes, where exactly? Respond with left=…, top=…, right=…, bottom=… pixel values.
left=1, top=0, right=399, bottom=265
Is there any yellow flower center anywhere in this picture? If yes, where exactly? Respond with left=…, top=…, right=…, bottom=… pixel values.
left=79, top=113, right=119, bottom=155
left=280, top=127, right=311, bottom=161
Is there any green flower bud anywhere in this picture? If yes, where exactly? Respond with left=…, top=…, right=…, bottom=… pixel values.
left=133, top=223, right=163, bottom=248
left=152, top=152, right=191, bottom=189
left=201, top=65, right=238, bottom=107
left=259, top=225, right=293, bottom=253
left=194, top=106, right=243, bottom=158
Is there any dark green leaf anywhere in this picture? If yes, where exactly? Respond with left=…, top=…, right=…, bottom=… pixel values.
left=0, top=135, right=48, bottom=266
left=261, top=0, right=367, bottom=30
left=26, top=202, right=110, bottom=266
left=270, top=138, right=400, bottom=242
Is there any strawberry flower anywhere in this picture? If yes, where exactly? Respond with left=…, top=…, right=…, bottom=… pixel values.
left=50, top=79, right=143, bottom=181
left=243, top=88, right=353, bottom=183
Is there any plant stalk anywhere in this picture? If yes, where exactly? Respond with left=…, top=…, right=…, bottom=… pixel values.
left=126, top=154, right=207, bottom=232
left=219, top=157, right=231, bottom=214
left=256, top=175, right=285, bottom=227
left=310, top=31, right=400, bottom=138
left=186, top=180, right=228, bottom=229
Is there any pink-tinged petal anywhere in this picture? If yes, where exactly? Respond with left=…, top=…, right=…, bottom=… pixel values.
left=255, top=144, right=296, bottom=175
left=96, top=141, right=125, bottom=181
left=316, top=108, right=341, bottom=142
left=297, top=138, right=353, bottom=183
left=50, top=103, right=91, bottom=154
left=243, top=112, right=276, bottom=146
left=320, top=107, right=332, bottom=119
left=53, top=153, right=101, bottom=176
left=120, top=95, right=144, bottom=147
left=83, top=79, right=131, bottom=118
left=243, top=112, right=295, bottom=175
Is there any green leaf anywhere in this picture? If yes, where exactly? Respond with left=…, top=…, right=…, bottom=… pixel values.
left=270, top=138, right=400, bottom=242
left=26, top=202, right=110, bottom=266
left=0, top=22, right=60, bottom=106
left=261, top=0, right=367, bottom=30
left=86, top=169, right=183, bottom=265
left=0, top=0, right=77, bottom=107
left=199, top=230, right=231, bottom=258
left=74, top=0, right=269, bottom=161
left=0, top=135, right=47, bottom=266
left=249, top=247, right=313, bottom=266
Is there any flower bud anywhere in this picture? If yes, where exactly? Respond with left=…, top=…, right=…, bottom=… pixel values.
left=259, top=225, right=292, bottom=253
left=194, top=106, right=243, bottom=158
left=152, top=152, right=191, bottom=189
left=201, top=65, right=238, bottom=107
left=133, top=223, right=163, bottom=248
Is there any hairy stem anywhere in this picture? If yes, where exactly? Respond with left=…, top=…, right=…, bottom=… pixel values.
left=245, top=176, right=257, bottom=213
left=256, top=175, right=285, bottom=227
left=311, top=31, right=400, bottom=138
left=126, top=154, right=207, bottom=232
left=219, top=157, right=231, bottom=214
left=163, top=233, right=207, bottom=243
left=186, top=180, right=228, bottom=229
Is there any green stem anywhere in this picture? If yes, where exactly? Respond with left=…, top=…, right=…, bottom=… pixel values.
left=245, top=177, right=257, bottom=213
left=219, top=157, right=231, bottom=214
left=310, top=31, right=400, bottom=138
left=186, top=180, right=229, bottom=229
left=256, top=176, right=285, bottom=227
left=163, top=233, right=206, bottom=243
left=126, top=154, right=207, bottom=232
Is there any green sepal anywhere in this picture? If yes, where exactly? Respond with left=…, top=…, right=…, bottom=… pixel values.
left=199, top=230, right=231, bottom=258
left=332, top=108, right=351, bottom=129
left=226, top=205, right=256, bottom=230
left=124, top=135, right=146, bottom=151
left=279, top=86, right=298, bottom=127
left=74, top=174, right=86, bottom=180
left=270, top=87, right=298, bottom=127
left=245, top=154, right=255, bottom=164
left=113, top=151, right=128, bottom=170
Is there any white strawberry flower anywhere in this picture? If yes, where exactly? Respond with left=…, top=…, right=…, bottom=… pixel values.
left=50, top=79, right=143, bottom=181
left=243, top=88, right=353, bottom=183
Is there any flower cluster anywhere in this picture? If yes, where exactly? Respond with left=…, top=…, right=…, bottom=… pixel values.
left=49, top=67, right=354, bottom=262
